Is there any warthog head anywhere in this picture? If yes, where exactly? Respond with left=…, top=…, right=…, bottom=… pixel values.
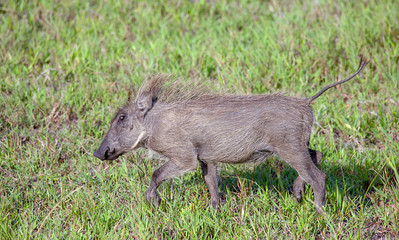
left=93, top=93, right=153, bottom=160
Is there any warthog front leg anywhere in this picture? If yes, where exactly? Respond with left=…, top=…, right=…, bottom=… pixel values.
left=199, top=161, right=220, bottom=209
left=145, top=159, right=197, bottom=207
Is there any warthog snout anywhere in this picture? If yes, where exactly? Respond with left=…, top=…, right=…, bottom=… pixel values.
left=93, top=141, right=112, bottom=160
left=93, top=139, right=120, bottom=160
left=93, top=145, right=110, bottom=160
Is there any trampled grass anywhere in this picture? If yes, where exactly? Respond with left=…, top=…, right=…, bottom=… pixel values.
left=1, top=0, right=398, bottom=239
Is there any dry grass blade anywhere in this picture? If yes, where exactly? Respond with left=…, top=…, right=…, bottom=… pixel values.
left=34, top=186, right=83, bottom=240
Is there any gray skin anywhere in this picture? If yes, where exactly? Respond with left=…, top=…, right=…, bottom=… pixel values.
left=94, top=58, right=367, bottom=213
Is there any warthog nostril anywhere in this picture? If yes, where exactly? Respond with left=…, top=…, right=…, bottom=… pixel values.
left=104, top=146, right=111, bottom=158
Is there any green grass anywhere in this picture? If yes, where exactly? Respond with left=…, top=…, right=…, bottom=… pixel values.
left=1, top=0, right=398, bottom=239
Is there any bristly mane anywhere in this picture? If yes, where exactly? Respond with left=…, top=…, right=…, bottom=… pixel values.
left=133, top=74, right=299, bottom=107
left=135, top=74, right=215, bottom=104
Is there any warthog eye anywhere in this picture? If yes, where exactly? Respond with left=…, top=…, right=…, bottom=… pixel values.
left=119, top=115, right=126, bottom=122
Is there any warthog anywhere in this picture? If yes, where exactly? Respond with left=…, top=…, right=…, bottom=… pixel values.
left=94, top=58, right=367, bottom=213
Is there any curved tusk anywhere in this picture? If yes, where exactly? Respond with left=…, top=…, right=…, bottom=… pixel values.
left=130, top=131, right=146, bottom=150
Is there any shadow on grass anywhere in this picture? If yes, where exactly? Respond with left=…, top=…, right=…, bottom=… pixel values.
left=177, top=157, right=388, bottom=208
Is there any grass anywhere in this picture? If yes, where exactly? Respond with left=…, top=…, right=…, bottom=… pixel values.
left=1, top=0, right=398, bottom=238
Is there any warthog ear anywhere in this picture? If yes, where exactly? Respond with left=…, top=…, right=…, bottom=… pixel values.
left=136, top=93, right=154, bottom=119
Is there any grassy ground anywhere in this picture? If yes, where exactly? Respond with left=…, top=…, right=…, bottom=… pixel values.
left=1, top=0, right=398, bottom=239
